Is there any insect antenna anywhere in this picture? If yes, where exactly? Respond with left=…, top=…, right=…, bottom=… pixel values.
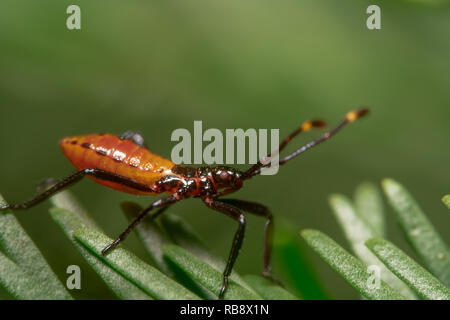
left=242, top=107, right=369, bottom=179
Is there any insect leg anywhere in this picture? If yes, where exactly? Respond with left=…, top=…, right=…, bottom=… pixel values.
left=0, top=168, right=155, bottom=211
left=218, top=199, right=277, bottom=283
left=212, top=185, right=242, bottom=198
left=101, top=195, right=179, bottom=255
left=202, top=197, right=246, bottom=299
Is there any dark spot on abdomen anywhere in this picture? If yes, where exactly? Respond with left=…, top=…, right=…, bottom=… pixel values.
left=96, top=147, right=108, bottom=156
left=81, top=142, right=92, bottom=149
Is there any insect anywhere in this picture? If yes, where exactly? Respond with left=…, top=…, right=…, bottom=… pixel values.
left=0, top=108, right=368, bottom=299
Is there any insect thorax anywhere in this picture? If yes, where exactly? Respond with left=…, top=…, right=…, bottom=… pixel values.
left=153, top=165, right=243, bottom=197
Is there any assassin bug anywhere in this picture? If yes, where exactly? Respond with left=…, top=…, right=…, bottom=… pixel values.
left=0, top=108, right=368, bottom=299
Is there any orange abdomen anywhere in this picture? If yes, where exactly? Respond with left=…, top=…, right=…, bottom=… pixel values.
left=59, top=134, right=175, bottom=195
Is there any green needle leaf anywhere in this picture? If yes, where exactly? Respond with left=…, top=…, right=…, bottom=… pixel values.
left=0, top=251, right=63, bottom=299
left=442, top=195, right=450, bottom=210
left=273, top=221, right=328, bottom=299
left=301, top=229, right=405, bottom=300
left=242, top=275, right=299, bottom=300
left=163, top=244, right=261, bottom=300
left=49, top=189, right=97, bottom=228
left=161, top=213, right=213, bottom=262
left=160, top=212, right=253, bottom=292
left=121, top=203, right=215, bottom=299
left=122, top=203, right=257, bottom=299
left=49, top=192, right=151, bottom=300
left=382, top=178, right=450, bottom=287
left=121, top=202, right=172, bottom=274
left=354, top=182, right=386, bottom=237
left=0, top=194, right=72, bottom=300
left=366, top=238, right=450, bottom=300
left=329, top=194, right=416, bottom=299
left=73, top=226, right=200, bottom=300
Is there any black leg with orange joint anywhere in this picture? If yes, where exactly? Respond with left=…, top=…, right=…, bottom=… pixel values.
left=202, top=197, right=246, bottom=299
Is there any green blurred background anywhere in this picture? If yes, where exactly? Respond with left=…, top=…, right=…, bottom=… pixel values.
left=0, top=0, right=449, bottom=299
